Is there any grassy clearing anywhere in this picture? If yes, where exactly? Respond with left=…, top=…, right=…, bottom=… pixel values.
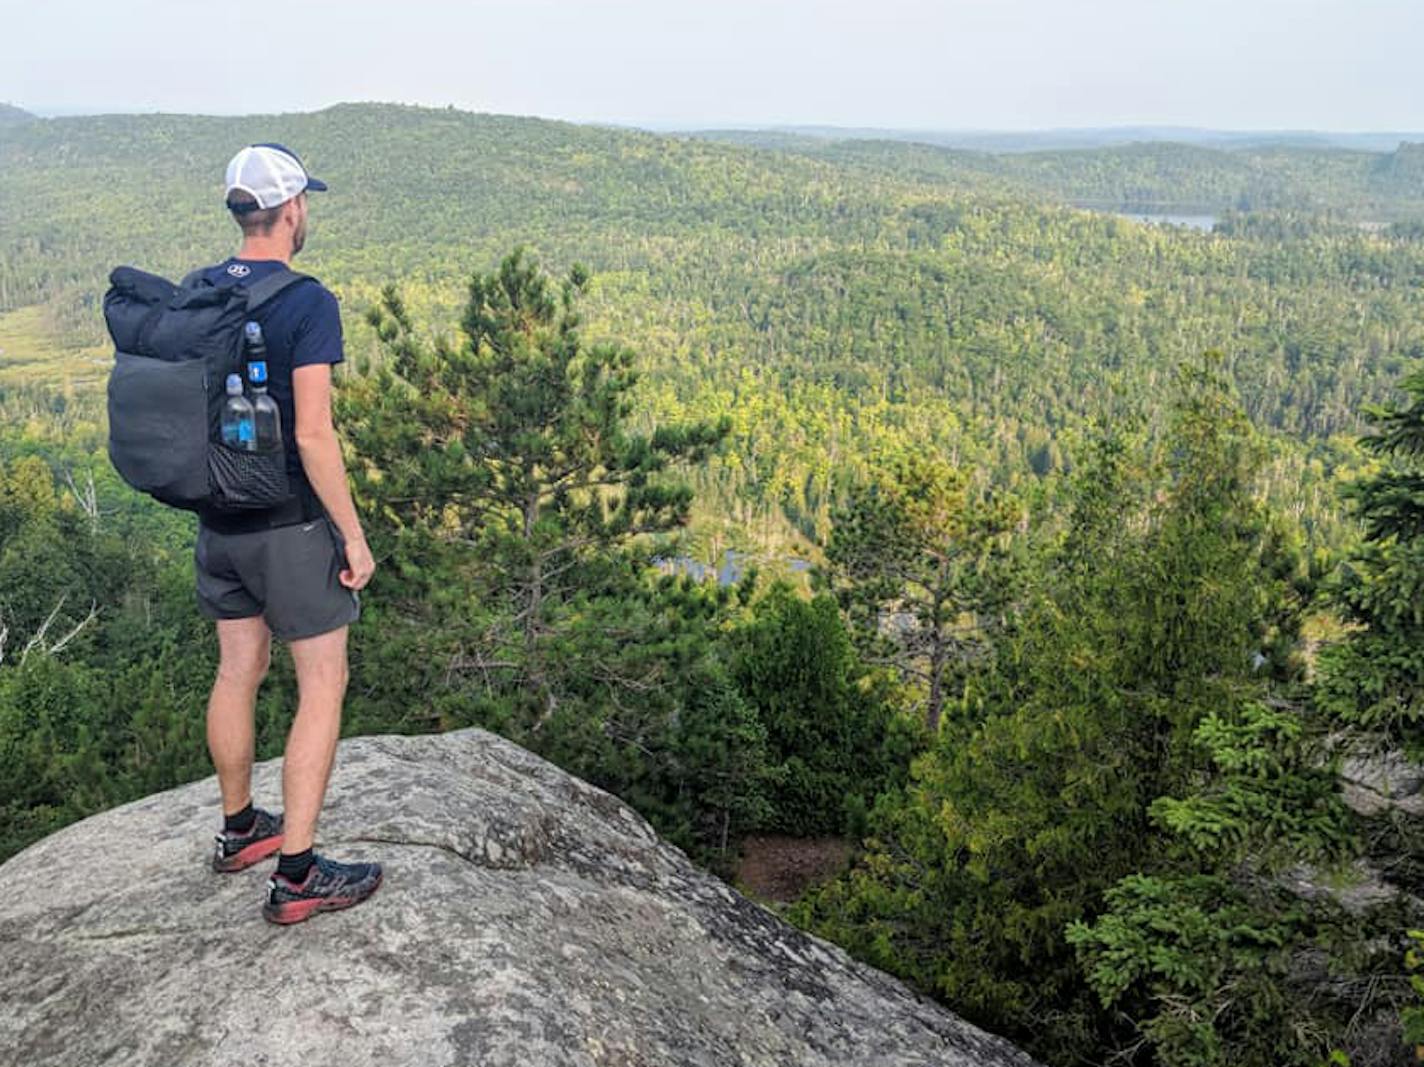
left=0, top=305, right=109, bottom=391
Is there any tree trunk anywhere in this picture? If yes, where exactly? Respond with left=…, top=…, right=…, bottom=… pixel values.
left=926, top=636, right=946, bottom=735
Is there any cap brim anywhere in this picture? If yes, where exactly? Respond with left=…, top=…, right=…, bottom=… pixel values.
left=305, top=177, right=328, bottom=192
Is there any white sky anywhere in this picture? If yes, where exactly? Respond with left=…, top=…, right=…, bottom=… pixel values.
left=4, top=0, right=1421, bottom=131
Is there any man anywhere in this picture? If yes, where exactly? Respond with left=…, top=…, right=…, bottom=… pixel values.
left=197, top=143, right=382, bottom=925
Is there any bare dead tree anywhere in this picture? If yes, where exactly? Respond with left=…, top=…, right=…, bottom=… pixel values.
left=19, top=594, right=98, bottom=666
left=62, top=466, right=100, bottom=531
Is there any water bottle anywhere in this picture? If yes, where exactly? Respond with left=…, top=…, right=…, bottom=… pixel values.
left=244, top=320, right=267, bottom=365
left=245, top=323, right=283, bottom=450
left=248, top=362, right=283, bottom=451
left=220, top=374, right=256, bottom=450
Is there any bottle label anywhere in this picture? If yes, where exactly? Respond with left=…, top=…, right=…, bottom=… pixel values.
left=224, top=420, right=255, bottom=446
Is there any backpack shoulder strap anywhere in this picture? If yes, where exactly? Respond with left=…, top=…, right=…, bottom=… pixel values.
left=179, top=267, right=212, bottom=289
left=244, top=267, right=313, bottom=311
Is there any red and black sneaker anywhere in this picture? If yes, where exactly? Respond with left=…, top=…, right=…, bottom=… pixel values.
left=211, top=808, right=285, bottom=873
left=262, top=853, right=383, bottom=925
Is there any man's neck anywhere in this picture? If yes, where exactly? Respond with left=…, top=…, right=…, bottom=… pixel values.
left=234, top=238, right=292, bottom=265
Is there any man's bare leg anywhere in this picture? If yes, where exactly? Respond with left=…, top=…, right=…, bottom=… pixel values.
left=281, top=624, right=350, bottom=853
left=207, top=616, right=272, bottom=816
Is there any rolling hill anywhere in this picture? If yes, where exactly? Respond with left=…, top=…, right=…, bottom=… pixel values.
left=3, top=101, right=1423, bottom=553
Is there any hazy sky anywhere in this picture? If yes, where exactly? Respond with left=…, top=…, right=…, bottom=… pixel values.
left=5, top=0, right=1420, bottom=131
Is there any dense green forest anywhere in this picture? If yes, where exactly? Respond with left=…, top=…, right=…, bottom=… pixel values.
left=692, top=130, right=1424, bottom=222
left=6, top=107, right=1424, bottom=546
left=690, top=124, right=1423, bottom=154
left=4, top=102, right=1424, bottom=1066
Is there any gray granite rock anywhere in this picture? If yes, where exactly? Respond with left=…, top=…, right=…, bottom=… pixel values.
left=0, top=727, right=1042, bottom=1067
left=1278, top=859, right=1406, bottom=916
left=1339, top=746, right=1424, bottom=817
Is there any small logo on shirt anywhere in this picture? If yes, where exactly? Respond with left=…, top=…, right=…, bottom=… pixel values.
left=226, top=263, right=252, bottom=278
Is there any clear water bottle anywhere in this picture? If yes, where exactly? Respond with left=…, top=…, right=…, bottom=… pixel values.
left=221, top=373, right=256, bottom=450
left=249, top=363, right=283, bottom=450
left=245, top=326, right=283, bottom=451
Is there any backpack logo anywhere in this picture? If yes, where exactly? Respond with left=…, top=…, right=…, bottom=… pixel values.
left=226, top=263, right=251, bottom=278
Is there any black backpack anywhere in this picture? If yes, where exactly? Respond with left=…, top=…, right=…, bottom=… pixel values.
left=102, top=264, right=309, bottom=513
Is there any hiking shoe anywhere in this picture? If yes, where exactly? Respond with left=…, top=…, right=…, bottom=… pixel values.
left=262, top=853, right=383, bottom=925
left=212, top=807, right=285, bottom=872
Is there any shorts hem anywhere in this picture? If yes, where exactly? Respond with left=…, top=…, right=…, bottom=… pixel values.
left=270, top=603, right=360, bottom=642
left=197, top=603, right=264, bottom=623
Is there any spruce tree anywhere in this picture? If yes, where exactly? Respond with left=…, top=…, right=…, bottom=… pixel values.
left=788, top=352, right=1307, bottom=1064
left=1317, top=368, right=1424, bottom=753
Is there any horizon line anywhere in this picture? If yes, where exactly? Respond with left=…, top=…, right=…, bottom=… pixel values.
left=6, top=99, right=1423, bottom=139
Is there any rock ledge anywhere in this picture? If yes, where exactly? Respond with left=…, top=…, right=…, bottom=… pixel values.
left=0, top=727, right=1041, bottom=1067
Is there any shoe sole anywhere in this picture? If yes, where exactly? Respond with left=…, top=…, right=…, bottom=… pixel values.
left=262, top=870, right=384, bottom=925
left=212, top=832, right=285, bottom=873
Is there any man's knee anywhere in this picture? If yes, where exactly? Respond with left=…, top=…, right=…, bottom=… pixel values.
left=316, top=657, right=349, bottom=693
left=291, top=626, right=349, bottom=697
left=213, top=615, right=272, bottom=689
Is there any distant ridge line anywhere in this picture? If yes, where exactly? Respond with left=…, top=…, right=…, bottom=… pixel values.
left=670, top=123, right=1424, bottom=155
left=5, top=101, right=1420, bottom=153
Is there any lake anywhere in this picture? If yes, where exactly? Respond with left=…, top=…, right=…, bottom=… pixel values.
left=651, top=548, right=812, bottom=586
left=1071, top=201, right=1219, bottom=231
left=1115, top=210, right=1218, bottom=231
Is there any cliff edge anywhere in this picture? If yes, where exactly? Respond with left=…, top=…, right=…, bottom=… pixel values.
left=0, top=727, right=1041, bottom=1067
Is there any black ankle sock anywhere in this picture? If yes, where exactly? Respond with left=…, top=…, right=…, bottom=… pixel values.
left=223, top=801, right=256, bottom=835
left=277, top=847, right=315, bottom=883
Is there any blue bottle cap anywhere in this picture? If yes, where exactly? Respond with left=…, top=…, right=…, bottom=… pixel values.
left=225, top=373, right=244, bottom=394
left=244, top=321, right=264, bottom=345
left=248, top=360, right=268, bottom=384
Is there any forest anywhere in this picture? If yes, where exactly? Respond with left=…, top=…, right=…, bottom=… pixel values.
left=4, top=102, right=1424, bottom=1066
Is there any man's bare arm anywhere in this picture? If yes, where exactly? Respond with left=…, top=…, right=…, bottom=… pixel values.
left=293, top=362, right=375, bottom=589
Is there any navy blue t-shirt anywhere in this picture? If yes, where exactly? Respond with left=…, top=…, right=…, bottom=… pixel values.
left=194, top=257, right=344, bottom=530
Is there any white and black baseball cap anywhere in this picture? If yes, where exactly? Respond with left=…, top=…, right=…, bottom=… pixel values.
left=224, top=142, right=328, bottom=214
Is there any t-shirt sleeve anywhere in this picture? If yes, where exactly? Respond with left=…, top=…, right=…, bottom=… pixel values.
left=290, top=284, right=345, bottom=368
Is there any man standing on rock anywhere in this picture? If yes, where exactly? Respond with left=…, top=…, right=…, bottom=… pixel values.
left=198, top=143, right=383, bottom=924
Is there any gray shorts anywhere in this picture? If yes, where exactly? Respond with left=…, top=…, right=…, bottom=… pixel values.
left=195, top=515, right=361, bottom=640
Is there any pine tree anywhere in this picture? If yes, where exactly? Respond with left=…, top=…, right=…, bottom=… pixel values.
left=817, top=451, right=1019, bottom=734
left=339, top=246, right=731, bottom=731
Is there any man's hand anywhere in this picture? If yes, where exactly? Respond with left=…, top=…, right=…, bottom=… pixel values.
left=293, top=361, right=372, bottom=591
left=338, top=535, right=376, bottom=591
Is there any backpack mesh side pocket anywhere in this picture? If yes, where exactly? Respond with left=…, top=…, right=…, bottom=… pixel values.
left=207, top=441, right=291, bottom=510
